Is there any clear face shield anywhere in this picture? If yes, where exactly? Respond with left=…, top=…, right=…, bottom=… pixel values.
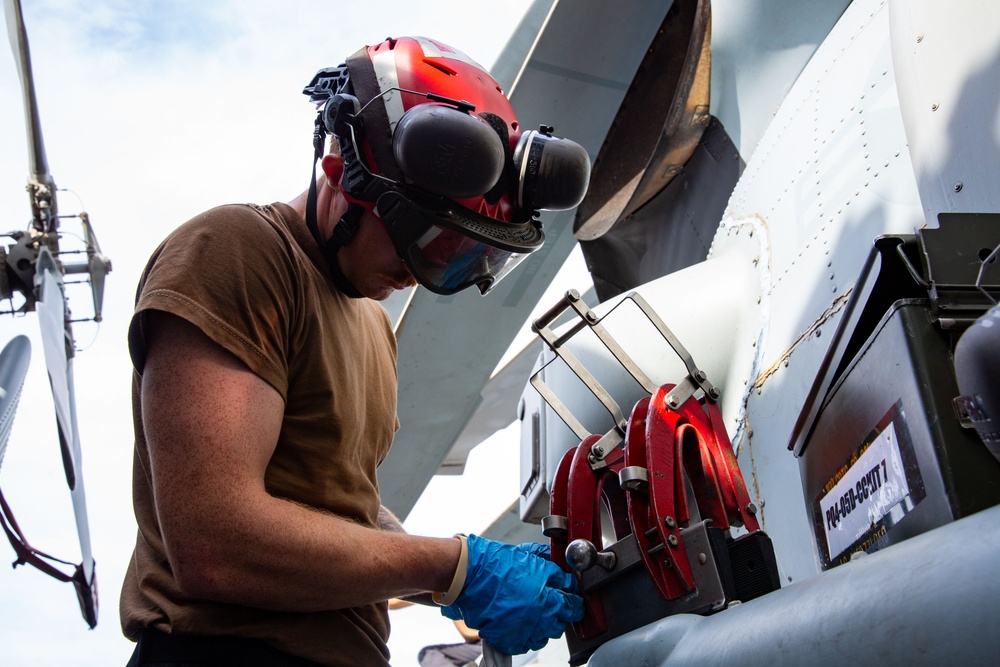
left=375, top=189, right=543, bottom=296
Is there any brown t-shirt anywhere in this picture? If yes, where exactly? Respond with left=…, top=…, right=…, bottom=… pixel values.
left=120, top=202, right=398, bottom=666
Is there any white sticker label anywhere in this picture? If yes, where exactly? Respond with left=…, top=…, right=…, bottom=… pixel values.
left=819, top=422, right=909, bottom=560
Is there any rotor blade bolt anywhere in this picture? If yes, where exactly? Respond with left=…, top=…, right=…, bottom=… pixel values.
left=592, top=444, right=605, bottom=457
left=586, top=311, right=598, bottom=323
left=667, top=396, right=680, bottom=409
left=664, top=515, right=675, bottom=528
left=667, top=535, right=679, bottom=548
left=746, top=502, right=758, bottom=516
left=695, top=370, right=706, bottom=382
left=709, top=387, right=721, bottom=400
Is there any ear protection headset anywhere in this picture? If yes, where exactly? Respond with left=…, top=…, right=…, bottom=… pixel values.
left=303, top=36, right=591, bottom=296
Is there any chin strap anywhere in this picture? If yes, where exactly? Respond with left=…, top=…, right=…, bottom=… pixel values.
left=306, top=114, right=364, bottom=299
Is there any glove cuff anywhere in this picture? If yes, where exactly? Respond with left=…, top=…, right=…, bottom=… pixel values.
left=432, top=534, right=468, bottom=606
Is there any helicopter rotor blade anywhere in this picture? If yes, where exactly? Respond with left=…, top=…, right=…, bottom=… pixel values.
left=0, top=335, right=31, bottom=471
left=35, top=248, right=76, bottom=487
left=34, top=248, right=97, bottom=610
left=5, top=0, right=50, bottom=183
left=4, top=0, right=98, bottom=628
left=4, top=0, right=57, bottom=232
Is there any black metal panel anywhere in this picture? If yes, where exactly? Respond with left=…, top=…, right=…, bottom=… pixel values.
left=580, top=116, right=744, bottom=301
left=800, top=300, right=1000, bottom=569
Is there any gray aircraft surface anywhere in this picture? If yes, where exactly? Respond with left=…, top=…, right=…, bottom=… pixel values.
left=380, top=0, right=1000, bottom=664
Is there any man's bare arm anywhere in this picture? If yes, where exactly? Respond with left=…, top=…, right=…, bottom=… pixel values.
left=377, top=505, right=406, bottom=533
left=141, top=311, right=460, bottom=612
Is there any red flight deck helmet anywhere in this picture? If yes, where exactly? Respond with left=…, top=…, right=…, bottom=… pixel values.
left=303, top=36, right=591, bottom=296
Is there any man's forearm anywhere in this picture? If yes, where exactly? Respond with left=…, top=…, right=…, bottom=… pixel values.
left=377, top=506, right=439, bottom=605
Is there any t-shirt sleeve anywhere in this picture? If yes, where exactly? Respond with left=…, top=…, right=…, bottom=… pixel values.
left=128, top=205, right=294, bottom=400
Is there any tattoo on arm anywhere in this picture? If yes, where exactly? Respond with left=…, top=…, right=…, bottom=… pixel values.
left=377, top=505, right=406, bottom=533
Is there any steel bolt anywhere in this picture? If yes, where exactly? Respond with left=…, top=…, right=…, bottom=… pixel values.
left=667, top=535, right=679, bottom=547
left=747, top=502, right=758, bottom=516
left=664, top=515, right=675, bottom=528
left=954, top=182, right=964, bottom=193
left=698, top=553, right=708, bottom=565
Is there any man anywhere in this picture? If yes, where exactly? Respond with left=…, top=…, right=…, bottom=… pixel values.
left=121, top=36, right=591, bottom=666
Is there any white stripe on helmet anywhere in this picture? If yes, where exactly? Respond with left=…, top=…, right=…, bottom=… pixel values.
left=412, top=36, right=485, bottom=71
left=371, top=48, right=404, bottom=131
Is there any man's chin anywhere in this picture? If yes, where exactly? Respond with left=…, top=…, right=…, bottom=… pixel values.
left=367, top=283, right=412, bottom=301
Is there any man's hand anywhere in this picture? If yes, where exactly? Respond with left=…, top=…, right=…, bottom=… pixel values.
left=440, top=534, right=583, bottom=655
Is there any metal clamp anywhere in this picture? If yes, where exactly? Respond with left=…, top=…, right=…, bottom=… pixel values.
left=530, top=289, right=721, bottom=471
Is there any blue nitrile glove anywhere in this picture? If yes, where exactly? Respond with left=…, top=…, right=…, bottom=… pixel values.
left=440, top=534, right=583, bottom=655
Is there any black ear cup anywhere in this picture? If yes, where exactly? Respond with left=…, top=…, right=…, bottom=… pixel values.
left=513, top=129, right=591, bottom=212
left=392, top=104, right=506, bottom=199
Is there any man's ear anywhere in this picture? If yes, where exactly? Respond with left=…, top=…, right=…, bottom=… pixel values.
left=320, top=153, right=345, bottom=186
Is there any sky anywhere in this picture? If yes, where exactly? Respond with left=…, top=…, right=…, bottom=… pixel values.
left=0, top=1, right=553, bottom=664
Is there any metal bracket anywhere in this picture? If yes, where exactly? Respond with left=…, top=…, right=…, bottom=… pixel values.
left=530, top=289, right=721, bottom=471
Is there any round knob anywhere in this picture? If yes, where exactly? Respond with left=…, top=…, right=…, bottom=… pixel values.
left=566, top=539, right=616, bottom=572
